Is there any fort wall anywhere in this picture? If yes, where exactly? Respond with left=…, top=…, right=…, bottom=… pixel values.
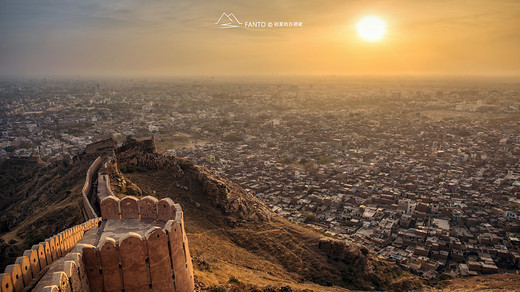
left=0, top=218, right=101, bottom=292
left=84, top=139, right=115, bottom=155
left=83, top=151, right=194, bottom=291
left=2, top=140, right=194, bottom=292
left=100, top=195, right=181, bottom=220
left=82, top=157, right=103, bottom=220
left=94, top=196, right=194, bottom=291
left=79, top=221, right=195, bottom=292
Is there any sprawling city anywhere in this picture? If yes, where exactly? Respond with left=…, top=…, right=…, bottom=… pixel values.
left=1, top=78, right=519, bottom=282
left=2, top=0, right=520, bottom=290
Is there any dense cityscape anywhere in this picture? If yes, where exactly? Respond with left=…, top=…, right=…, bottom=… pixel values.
left=1, top=77, right=520, bottom=280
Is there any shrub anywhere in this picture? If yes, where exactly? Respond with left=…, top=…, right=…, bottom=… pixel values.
left=304, top=213, right=316, bottom=223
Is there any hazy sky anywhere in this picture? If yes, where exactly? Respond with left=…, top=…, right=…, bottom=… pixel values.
left=1, top=0, right=519, bottom=78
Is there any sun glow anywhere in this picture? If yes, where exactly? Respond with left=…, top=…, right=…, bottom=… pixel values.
left=357, top=16, right=386, bottom=42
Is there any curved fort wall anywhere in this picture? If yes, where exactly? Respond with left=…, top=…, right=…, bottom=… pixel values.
left=84, top=152, right=195, bottom=292
left=0, top=218, right=101, bottom=292
left=82, top=157, right=103, bottom=220
left=1, top=140, right=194, bottom=292
left=91, top=196, right=194, bottom=291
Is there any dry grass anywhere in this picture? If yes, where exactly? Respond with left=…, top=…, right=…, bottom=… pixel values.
left=429, top=274, right=520, bottom=292
left=125, top=167, right=416, bottom=291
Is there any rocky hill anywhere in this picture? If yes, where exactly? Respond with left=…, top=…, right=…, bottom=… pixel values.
left=427, top=273, right=520, bottom=291
left=110, top=138, right=420, bottom=291
left=0, top=153, right=98, bottom=270
left=1, top=138, right=421, bottom=291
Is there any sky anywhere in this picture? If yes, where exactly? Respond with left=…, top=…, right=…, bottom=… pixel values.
left=0, top=0, right=519, bottom=78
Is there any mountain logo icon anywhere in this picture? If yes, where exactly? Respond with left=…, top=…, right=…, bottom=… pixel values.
left=216, top=12, right=243, bottom=29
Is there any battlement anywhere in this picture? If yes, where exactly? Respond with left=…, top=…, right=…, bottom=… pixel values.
left=80, top=217, right=193, bottom=292
left=82, top=156, right=102, bottom=220
left=0, top=218, right=101, bottom=292
left=1, top=145, right=194, bottom=292
left=84, top=138, right=115, bottom=155
left=100, top=196, right=182, bottom=221
left=79, top=153, right=195, bottom=291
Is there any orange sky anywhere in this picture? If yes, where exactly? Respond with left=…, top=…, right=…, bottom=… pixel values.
left=0, top=0, right=519, bottom=78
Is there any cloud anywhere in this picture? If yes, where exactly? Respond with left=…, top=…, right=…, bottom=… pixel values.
left=0, top=0, right=519, bottom=77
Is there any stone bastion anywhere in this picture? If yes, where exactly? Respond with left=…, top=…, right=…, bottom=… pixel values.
left=0, top=151, right=195, bottom=292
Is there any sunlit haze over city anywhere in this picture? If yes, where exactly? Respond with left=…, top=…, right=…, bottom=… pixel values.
left=1, top=0, right=519, bottom=78
left=1, top=1, right=520, bottom=291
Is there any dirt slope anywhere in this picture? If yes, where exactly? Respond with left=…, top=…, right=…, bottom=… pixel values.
left=115, top=139, right=420, bottom=291
left=0, top=154, right=97, bottom=270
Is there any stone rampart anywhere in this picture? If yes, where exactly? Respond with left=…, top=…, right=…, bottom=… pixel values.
left=0, top=143, right=195, bottom=292
left=85, top=138, right=115, bottom=155
left=100, top=196, right=180, bottom=220
left=80, top=217, right=194, bottom=292
left=82, top=157, right=103, bottom=220
left=96, top=195, right=194, bottom=291
left=85, top=154, right=194, bottom=291
left=0, top=218, right=101, bottom=292
left=96, top=162, right=116, bottom=201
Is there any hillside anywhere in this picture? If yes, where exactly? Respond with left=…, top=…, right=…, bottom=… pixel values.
left=429, top=273, right=520, bottom=291
left=0, top=154, right=97, bottom=270
left=0, top=138, right=421, bottom=291
left=113, top=138, right=420, bottom=291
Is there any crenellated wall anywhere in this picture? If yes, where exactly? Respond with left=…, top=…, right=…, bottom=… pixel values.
left=0, top=218, right=101, bottom=292
left=83, top=153, right=194, bottom=291
left=99, top=195, right=182, bottom=220
left=1, top=142, right=195, bottom=292
left=80, top=218, right=194, bottom=292
left=94, top=196, right=194, bottom=291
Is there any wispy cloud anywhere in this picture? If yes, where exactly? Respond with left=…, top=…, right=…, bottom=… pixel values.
left=0, top=0, right=519, bottom=77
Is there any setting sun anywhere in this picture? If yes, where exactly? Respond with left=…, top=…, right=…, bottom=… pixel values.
left=357, top=16, right=386, bottom=42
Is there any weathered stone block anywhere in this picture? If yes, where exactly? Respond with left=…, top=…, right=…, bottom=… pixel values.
left=65, top=229, right=74, bottom=251
left=119, top=232, right=150, bottom=292
left=64, top=253, right=88, bottom=291
left=98, top=238, right=123, bottom=292
left=32, top=244, right=47, bottom=270
left=173, top=203, right=183, bottom=221
left=145, top=227, right=174, bottom=291
left=119, top=196, right=139, bottom=219
left=43, top=242, right=52, bottom=265
left=138, top=196, right=158, bottom=220
left=61, top=231, right=69, bottom=252
left=72, top=226, right=78, bottom=244
left=14, top=256, right=31, bottom=287
left=45, top=238, right=57, bottom=262
left=157, top=198, right=176, bottom=221
left=23, top=249, right=39, bottom=278
left=51, top=272, right=70, bottom=292
left=165, top=220, right=194, bottom=292
left=52, top=235, right=62, bottom=258
left=81, top=244, right=103, bottom=292
left=100, top=196, right=120, bottom=219
left=4, top=265, right=22, bottom=292
left=63, top=261, right=81, bottom=292
left=0, top=273, right=13, bottom=292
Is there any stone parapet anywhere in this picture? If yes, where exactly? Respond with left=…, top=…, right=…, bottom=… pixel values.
left=1, top=218, right=101, bottom=292
left=100, top=195, right=179, bottom=221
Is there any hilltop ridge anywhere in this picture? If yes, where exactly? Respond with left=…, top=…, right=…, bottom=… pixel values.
left=108, top=137, right=419, bottom=290
left=1, top=137, right=421, bottom=290
left=0, top=153, right=98, bottom=270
